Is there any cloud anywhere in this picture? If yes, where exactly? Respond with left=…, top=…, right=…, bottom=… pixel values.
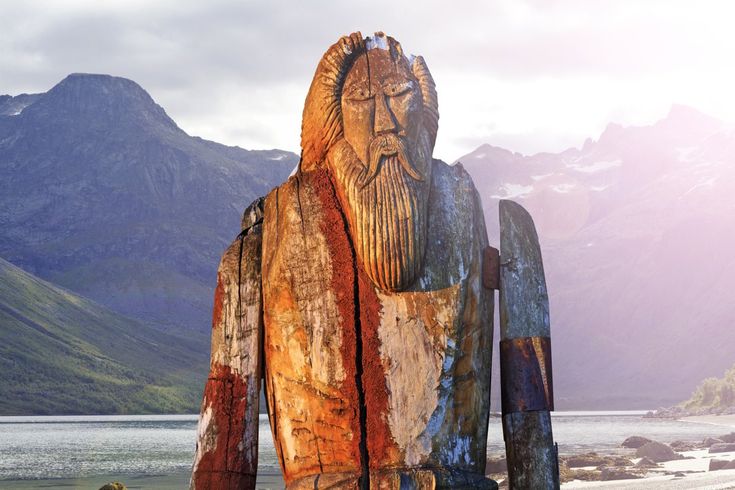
left=2, top=0, right=735, bottom=159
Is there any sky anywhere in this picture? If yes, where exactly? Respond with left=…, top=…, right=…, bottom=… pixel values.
left=2, top=0, right=735, bottom=160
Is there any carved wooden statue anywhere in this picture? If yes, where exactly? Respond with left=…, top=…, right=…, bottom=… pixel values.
left=191, top=32, right=557, bottom=490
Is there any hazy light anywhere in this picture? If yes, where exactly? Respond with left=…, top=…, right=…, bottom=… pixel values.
left=2, top=0, right=735, bottom=158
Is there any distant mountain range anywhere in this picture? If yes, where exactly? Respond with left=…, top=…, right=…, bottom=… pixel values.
left=2, top=73, right=732, bottom=412
left=0, top=74, right=296, bottom=333
left=460, top=105, right=735, bottom=408
left=0, top=257, right=207, bottom=414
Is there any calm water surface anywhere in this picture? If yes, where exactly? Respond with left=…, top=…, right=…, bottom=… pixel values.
left=0, top=412, right=732, bottom=485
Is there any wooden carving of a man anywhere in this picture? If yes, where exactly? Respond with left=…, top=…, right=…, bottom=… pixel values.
left=191, top=32, right=499, bottom=489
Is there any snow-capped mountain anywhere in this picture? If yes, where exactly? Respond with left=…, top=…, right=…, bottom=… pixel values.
left=461, top=105, right=735, bottom=408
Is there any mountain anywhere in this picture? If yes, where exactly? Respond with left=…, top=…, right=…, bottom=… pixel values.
left=0, top=74, right=297, bottom=332
left=4, top=73, right=728, bottom=410
left=460, top=105, right=735, bottom=408
left=0, top=257, right=208, bottom=415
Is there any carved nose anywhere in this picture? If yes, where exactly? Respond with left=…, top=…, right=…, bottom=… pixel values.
left=374, top=94, right=396, bottom=134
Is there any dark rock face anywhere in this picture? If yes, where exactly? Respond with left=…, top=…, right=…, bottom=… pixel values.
left=669, top=440, right=697, bottom=451
left=564, top=453, right=631, bottom=469
left=703, top=437, right=724, bottom=447
left=99, top=483, right=127, bottom=490
left=709, top=459, right=732, bottom=471
left=709, top=443, right=735, bottom=453
left=720, top=432, right=735, bottom=443
left=622, top=436, right=652, bottom=449
left=0, top=74, right=297, bottom=331
left=599, top=468, right=642, bottom=481
left=0, top=93, right=41, bottom=116
left=485, top=457, right=507, bottom=473
left=635, top=457, right=658, bottom=468
left=635, top=441, right=684, bottom=462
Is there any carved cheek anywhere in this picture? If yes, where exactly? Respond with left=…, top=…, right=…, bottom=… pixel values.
left=341, top=99, right=374, bottom=166
left=391, top=92, right=423, bottom=142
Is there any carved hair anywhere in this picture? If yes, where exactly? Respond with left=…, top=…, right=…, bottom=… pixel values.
left=299, top=32, right=438, bottom=173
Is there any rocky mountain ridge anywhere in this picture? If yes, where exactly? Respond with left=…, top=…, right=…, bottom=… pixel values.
left=461, top=105, right=735, bottom=408
left=0, top=74, right=297, bottom=332
left=2, top=72, right=731, bottom=409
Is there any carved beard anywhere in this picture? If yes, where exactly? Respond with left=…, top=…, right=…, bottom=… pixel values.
left=328, top=131, right=432, bottom=292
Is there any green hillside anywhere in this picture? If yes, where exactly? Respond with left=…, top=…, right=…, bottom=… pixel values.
left=680, top=363, right=735, bottom=414
left=0, top=257, right=209, bottom=415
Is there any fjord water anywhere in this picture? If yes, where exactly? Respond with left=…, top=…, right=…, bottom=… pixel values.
left=0, top=412, right=732, bottom=488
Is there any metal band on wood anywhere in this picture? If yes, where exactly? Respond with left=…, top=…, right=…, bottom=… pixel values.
left=482, top=246, right=500, bottom=290
left=500, top=336, right=554, bottom=414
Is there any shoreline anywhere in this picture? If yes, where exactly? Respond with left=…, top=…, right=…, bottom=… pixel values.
left=0, top=472, right=287, bottom=490
left=679, top=414, right=735, bottom=428
left=4, top=412, right=735, bottom=489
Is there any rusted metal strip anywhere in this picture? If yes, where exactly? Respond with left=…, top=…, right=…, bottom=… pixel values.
left=500, top=336, right=554, bottom=414
left=482, top=246, right=500, bottom=290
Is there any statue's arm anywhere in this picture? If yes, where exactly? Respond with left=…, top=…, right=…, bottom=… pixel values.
left=191, top=198, right=265, bottom=490
left=498, top=200, right=559, bottom=489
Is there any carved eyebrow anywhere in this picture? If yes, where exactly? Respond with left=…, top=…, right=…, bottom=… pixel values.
left=343, top=81, right=372, bottom=101
left=383, top=79, right=414, bottom=96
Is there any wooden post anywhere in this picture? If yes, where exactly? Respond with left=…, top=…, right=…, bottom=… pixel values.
left=499, top=199, right=559, bottom=489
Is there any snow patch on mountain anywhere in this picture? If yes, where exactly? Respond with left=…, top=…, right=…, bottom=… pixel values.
left=552, top=183, right=576, bottom=193
left=491, top=183, right=533, bottom=199
left=567, top=159, right=621, bottom=173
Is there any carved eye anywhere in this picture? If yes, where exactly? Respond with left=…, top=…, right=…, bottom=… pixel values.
left=384, top=81, right=413, bottom=97
left=345, top=85, right=372, bottom=102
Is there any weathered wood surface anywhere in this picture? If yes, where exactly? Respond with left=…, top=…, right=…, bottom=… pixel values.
left=499, top=199, right=559, bottom=490
left=261, top=159, right=494, bottom=488
left=190, top=200, right=264, bottom=490
left=191, top=31, right=504, bottom=490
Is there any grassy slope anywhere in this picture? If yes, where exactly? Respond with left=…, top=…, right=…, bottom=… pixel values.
left=681, top=363, right=735, bottom=413
left=0, top=257, right=209, bottom=415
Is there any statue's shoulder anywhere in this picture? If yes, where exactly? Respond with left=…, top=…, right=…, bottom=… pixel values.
left=430, top=158, right=482, bottom=207
left=250, top=174, right=302, bottom=231
left=240, top=195, right=266, bottom=235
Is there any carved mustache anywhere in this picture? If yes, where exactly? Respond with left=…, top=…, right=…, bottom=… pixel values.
left=362, top=133, right=424, bottom=188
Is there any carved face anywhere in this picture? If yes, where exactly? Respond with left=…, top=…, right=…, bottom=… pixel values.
left=341, top=48, right=426, bottom=179
left=327, top=46, right=433, bottom=292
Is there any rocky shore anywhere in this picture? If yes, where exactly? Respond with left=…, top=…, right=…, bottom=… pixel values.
left=644, top=405, right=735, bottom=419
left=486, top=428, right=735, bottom=487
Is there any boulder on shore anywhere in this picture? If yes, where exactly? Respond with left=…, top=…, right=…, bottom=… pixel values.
left=622, top=436, right=652, bottom=449
left=486, top=457, right=507, bottom=473
left=670, top=440, right=696, bottom=451
left=709, top=459, right=731, bottom=471
left=635, top=441, right=684, bottom=462
left=558, top=464, right=601, bottom=483
left=703, top=437, right=724, bottom=447
left=709, top=443, right=735, bottom=453
left=563, top=452, right=631, bottom=468
left=599, top=467, right=643, bottom=481
left=719, top=432, right=735, bottom=443
left=635, top=457, right=659, bottom=468
left=99, top=484, right=127, bottom=490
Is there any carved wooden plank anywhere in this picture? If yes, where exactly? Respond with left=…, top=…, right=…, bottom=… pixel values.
left=261, top=170, right=364, bottom=486
left=259, top=160, right=496, bottom=489
left=190, top=201, right=264, bottom=490
left=499, top=199, right=559, bottom=490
